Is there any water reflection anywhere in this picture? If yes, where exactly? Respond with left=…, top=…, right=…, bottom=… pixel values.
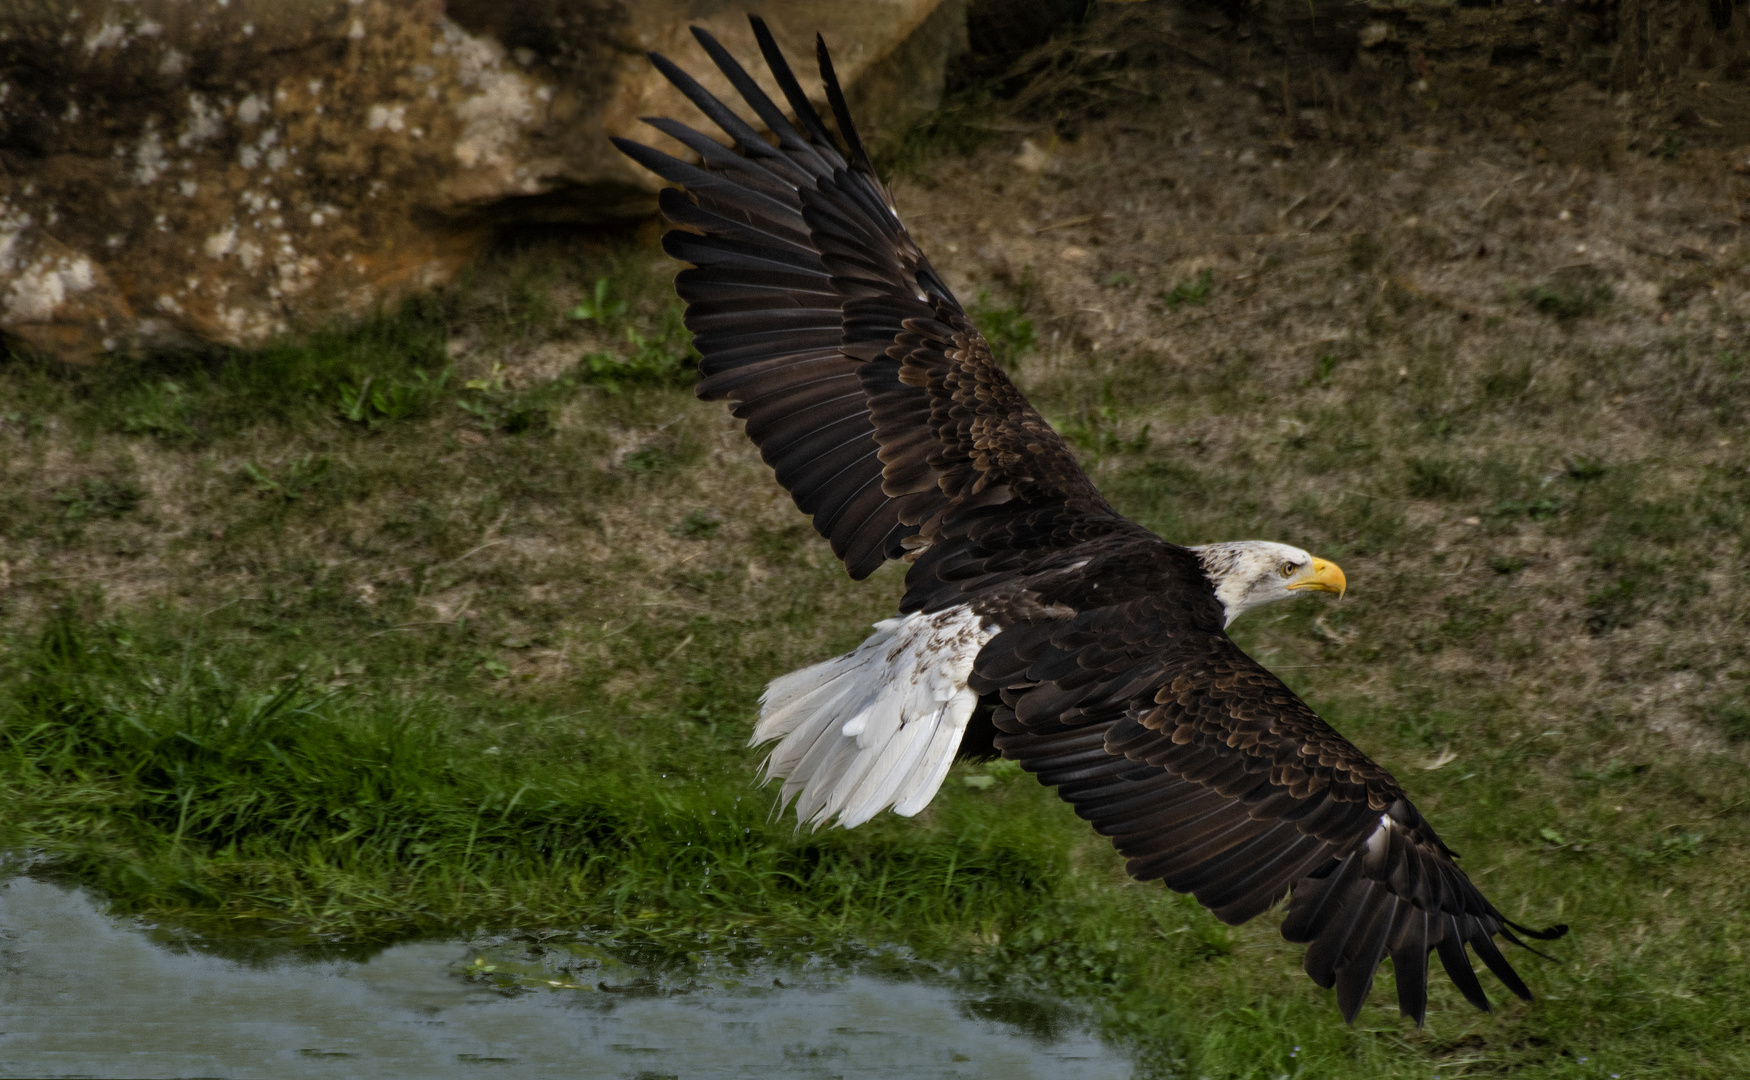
left=0, top=876, right=1133, bottom=1079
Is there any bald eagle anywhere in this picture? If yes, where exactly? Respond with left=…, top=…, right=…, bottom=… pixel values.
left=613, top=18, right=1564, bottom=1024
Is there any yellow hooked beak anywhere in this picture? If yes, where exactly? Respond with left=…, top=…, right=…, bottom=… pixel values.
left=1287, top=557, right=1347, bottom=599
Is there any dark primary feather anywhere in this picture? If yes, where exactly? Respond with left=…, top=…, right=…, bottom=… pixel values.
left=615, top=17, right=1565, bottom=1024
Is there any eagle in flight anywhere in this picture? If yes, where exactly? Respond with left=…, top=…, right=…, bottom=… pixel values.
left=613, top=17, right=1564, bottom=1025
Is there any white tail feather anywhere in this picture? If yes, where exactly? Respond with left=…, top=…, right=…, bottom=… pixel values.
left=752, top=606, right=998, bottom=829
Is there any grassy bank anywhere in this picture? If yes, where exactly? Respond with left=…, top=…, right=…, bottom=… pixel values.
left=4, top=6, right=1750, bottom=1077
left=1, top=607, right=1067, bottom=946
left=3, top=253, right=1746, bottom=1080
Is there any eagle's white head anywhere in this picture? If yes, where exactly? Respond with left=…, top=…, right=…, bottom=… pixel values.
left=1188, top=541, right=1347, bottom=628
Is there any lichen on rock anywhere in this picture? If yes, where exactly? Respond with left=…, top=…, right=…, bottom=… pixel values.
left=0, top=0, right=976, bottom=361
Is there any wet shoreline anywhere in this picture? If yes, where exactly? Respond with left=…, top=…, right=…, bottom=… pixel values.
left=0, top=875, right=1133, bottom=1079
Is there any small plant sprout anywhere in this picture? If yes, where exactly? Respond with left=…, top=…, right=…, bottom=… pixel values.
left=1161, top=269, right=1214, bottom=310
left=338, top=368, right=450, bottom=427
left=465, top=363, right=507, bottom=393
left=567, top=277, right=628, bottom=325
left=670, top=509, right=723, bottom=539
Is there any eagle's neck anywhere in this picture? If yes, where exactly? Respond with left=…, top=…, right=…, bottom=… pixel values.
left=1187, top=541, right=1297, bottom=628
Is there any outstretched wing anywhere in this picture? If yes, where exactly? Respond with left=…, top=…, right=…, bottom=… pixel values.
left=612, top=19, right=1563, bottom=1025
left=612, top=17, right=1122, bottom=581
left=964, top=577, right=1565, bottom=1025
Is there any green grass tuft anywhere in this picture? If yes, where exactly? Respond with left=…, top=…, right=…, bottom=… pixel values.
left=969, top=288, right=1038, bottom=370
left=104, top=298, right=453, bottom=445
left=0, top=611, right=1065, bottom=944
left=1521, top=281, right=1613, bottom=321
left=1161, top=269, right=1214, bottom=311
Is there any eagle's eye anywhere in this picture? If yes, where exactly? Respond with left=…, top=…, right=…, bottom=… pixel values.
left=1280, top=561, right=1298, bottom=578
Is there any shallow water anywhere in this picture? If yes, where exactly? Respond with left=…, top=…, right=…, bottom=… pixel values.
left=0, top=876, right=1134, bottom=1079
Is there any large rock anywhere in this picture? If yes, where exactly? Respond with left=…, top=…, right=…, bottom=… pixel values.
left=0, top=0, right=972, bottom=361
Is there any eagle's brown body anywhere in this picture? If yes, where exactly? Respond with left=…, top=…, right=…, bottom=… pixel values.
left=613, top=18, right=1563, bottom=1025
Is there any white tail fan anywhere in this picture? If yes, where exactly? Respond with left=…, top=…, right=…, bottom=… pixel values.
left=752, top=606, right=998, bottom=829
